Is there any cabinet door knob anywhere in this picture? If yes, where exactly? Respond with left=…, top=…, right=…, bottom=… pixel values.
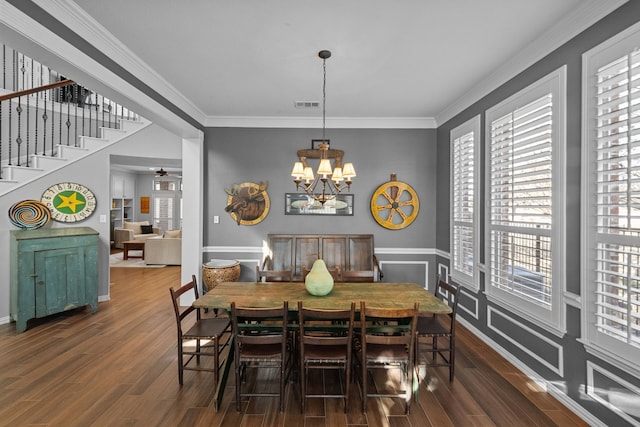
left=37, top=280, right=44, bottom=286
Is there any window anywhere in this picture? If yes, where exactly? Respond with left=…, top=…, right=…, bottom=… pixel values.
left=153, top=179, right=177, bottom=191
left=153, top=195, right=174, bottom=231
left=450, top=115, right=480, bottom=289
left=486, top=67, right=566, bottom=333
left=583, top=22, right=640, bottom=370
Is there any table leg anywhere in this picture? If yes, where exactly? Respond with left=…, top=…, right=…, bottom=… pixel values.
left=213, top=335, right=234, bottom=411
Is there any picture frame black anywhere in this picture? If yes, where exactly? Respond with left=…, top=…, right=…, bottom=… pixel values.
left=311, top=139, right=330, bottom=149
left=285, top=193, right=353, bottom=216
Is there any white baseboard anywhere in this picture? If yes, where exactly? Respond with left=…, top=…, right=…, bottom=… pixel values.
left=458, top=317, right=606, bottom=427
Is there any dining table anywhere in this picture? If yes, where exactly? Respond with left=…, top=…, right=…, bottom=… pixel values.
left=192, top=281, right=452, bottom=410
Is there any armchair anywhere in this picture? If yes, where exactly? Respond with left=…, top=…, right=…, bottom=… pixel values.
left=145, top=236, right=182, bottom=265
left=113, top=221, right=161, bottom=249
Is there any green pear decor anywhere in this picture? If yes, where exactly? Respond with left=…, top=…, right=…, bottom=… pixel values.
left=305, top=259, right=334, bottom=296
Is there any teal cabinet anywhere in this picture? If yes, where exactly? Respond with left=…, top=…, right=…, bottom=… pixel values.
left=10, top=227, right=99, bottom=333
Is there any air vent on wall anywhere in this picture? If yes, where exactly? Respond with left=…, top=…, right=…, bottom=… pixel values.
left=294, top=101, right=320, bottom=108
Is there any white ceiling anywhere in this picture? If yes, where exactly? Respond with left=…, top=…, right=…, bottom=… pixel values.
left=69, top=0, right=617, bottom=126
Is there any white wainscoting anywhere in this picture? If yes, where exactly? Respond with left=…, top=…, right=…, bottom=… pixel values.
left=488, top=306, right=564, bottom=376
left=586, top=361, right=640, bottom=426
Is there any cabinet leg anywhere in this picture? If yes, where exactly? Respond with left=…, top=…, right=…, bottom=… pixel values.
left=16, top=319, right=27, bottom=333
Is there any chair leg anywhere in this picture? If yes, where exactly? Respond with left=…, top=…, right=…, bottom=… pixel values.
left=300, top=364, right=306, bottom=413
left=178, top=342, right=184, bottom=385
left=344, top=363, right=350, bottom=413
left=361, top=357, right=367, bottom=412
left=235, top=359, right=242, bottom=411
left=449, top=338, right=455, bottom=382
left=280, top=360, right=286, bottom=412
left=432, top=336, right=437, bottom=361
left=404, top=362, right=412, bottom=414
left=214, top=337, right=219, bottom=387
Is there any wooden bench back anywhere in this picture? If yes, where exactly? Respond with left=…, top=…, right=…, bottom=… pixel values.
left=264, top=234, right=379, bottom=282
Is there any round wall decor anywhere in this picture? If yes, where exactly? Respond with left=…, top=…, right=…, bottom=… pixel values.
left=41, top=182, right=97, bottom=223
left=8, top=199, right=51, bottom=229
left=370, top=174, right=419, bottom=230
left=224, top=181, right=270, bottom=225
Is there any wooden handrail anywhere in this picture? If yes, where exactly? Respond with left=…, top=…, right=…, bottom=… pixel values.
left=0, top=79, right=74, bottom=102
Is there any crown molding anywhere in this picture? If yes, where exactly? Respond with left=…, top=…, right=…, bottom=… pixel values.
left=203, top=116, right=437, bottom=129
left=435, top=0, right=628, bottom=126
left=31, top=0, right=206, bottom=125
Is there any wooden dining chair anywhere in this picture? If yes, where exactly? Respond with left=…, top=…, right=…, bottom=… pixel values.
left=358, top=301, right=418, bottom=414
left=338, top=270, right=375, bottom=282
left=230, top=301, right=291, bottom=411
left=169, top=275, right=231, bottom=386
left=301, top=265, right=341, bottom=281
left=415, top=276, right=460, bottom=383
left=255, top=265, right=293, bottom=282
left=297, top=301, right=356, bottom=413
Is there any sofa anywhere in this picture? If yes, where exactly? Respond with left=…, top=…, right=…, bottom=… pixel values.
left=113, top=221, right=161, bottom=249
left=144, top=229, right=182, bottom=265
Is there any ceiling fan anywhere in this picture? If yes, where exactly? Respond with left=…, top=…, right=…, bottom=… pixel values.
left=154, top=167, right=181, bottom=178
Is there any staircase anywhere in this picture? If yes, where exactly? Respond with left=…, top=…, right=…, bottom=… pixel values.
left=0, top=116, right=150, bottom=196
left=0, top=45, right=148, bottom=196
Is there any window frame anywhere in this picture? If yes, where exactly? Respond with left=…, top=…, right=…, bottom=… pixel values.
left=581, top=21, right=640, bottom=376
left=450, top=115, right=481, bottom=290
left=485, top=66, right=567, bottom=336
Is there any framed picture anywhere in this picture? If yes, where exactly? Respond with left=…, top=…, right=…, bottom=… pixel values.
left=285, top=193, right=353, bottom=216
left=312, top=139, right=330, bottom=149
left=140, top=196, right=150, bottom=214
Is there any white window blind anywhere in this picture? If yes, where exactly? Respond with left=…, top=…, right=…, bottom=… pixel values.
left=154, top=196, right=174, bottom=231
left=488, top=93, right=553, bottom=307
left=451, top=116, right=480, bottom=288
left=593, top=49, right=640, bottom=349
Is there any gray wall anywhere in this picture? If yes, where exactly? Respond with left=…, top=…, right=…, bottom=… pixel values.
left=204, top=127, right=436, bottom=248
left=203, top=127, right=439, bottom=285
left=436, top=2, right=640, bottom=426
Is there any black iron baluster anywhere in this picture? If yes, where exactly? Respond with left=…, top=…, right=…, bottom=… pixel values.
left=57, top=85, right=61, bottom=147
left=34, top=58, right=39, bottom=159
left=81, top=87, right=86, bottom=137
left=17, top=51, right=24, bottom=165
left=65, top=90, right=71, bottom=146
left=9, top=49, right=15, bottom=166
left=87, top=90, right=92, bottom=137
left=73, top=84, right=78, bottom=147
left=25, top=58, right=30, bottom=167
left=1, top=45, right=5, bottom=178
left=16, top=99, right=22, bottom=166
left=42, top=87, right=48, bottom=156
left=51, top=86, right=55, bottom=157
left=95, top=94, right=99, bottom=137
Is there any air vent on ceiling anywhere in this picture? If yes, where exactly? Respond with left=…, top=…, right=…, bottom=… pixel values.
left=294, top=101, right=320, bottom=108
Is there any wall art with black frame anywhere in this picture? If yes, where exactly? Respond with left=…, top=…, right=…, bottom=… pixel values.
left=284, top=193, right=353, bottom=216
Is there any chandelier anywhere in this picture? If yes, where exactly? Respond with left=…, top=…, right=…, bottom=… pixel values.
left=291, top=50, right=355, bottom=205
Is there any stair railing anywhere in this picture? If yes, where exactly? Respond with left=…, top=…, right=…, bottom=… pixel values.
left=0, top=44, right=139, bottom=180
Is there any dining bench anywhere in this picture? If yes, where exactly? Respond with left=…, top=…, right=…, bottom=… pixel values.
left=260, top=233, right=381, bottom=282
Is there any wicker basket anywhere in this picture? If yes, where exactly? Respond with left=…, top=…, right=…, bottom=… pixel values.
left=202, top=259, right=241, bottom=292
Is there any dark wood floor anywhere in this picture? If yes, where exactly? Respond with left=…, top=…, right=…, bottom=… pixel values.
left=0, top=266, right=588, bottom=427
